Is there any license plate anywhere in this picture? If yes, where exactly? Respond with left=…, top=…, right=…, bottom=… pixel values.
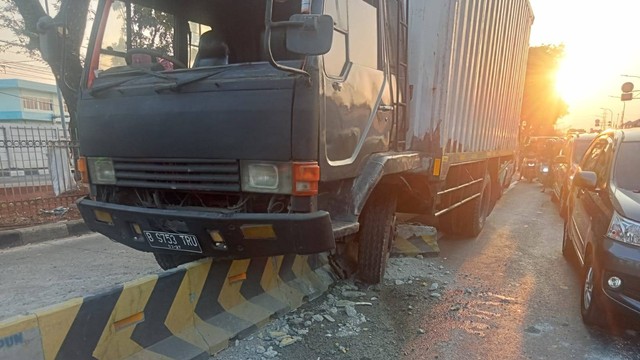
left=143, top=231, right=203, bottom=253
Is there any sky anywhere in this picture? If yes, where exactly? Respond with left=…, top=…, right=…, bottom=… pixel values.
left=529, top=0, right=640, bottom=130
left=1, top=0, right=639, bottom=131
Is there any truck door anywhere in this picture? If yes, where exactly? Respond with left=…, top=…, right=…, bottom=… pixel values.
left=321, top=0, right=393, bottom=179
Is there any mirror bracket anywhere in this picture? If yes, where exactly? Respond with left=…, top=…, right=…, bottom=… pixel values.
left=264, top=0, right=311, bottom=81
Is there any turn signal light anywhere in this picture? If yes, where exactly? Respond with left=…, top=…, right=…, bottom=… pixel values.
left=293, top=162, right=319, bottom=196
left=77, top=157, right=89, bottom=184
left=94, top=209, right=113, bottom=224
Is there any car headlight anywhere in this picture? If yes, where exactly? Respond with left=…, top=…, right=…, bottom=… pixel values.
left=527, top=162, right=536, bottom=167
left=87, top=157, right=116, bottom=185
left=241, top=161, right=292, bottom=194
left=607, top=212, right=640, bottom=246
left=541, top=166, right=550, bottom=173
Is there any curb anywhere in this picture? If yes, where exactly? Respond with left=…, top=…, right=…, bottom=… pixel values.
left=0, top=220, right=92, bottom=250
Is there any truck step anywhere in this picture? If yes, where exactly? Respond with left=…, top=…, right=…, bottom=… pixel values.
left=331, top=221, right=360, bottom=239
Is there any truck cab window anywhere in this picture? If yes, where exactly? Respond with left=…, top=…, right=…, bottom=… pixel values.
left=348, top=0, right=379, bottom=69
left=188, top=22, right=213, bottom=68
left=323, top=0, right=348, bottom=77
left=97, top=1, right=175, bottom=72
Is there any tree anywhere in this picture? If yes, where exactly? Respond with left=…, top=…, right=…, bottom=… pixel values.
left=0, top=0, right=91, bottom=141
left=520, top=45, right=569, bottom=138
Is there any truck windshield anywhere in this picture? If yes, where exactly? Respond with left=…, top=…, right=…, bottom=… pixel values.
left=88, top=0, right=303, bottom=85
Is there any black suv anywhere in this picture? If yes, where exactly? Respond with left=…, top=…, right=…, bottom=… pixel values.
left=552, top=133, right=597, bottom=218
left=564, top=128, right=640, bottom=327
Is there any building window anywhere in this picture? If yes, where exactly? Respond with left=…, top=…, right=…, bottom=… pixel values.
left=22, top=97, right=53, bottom=111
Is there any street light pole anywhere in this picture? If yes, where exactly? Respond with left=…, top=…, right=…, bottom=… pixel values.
left=600, top=107, right=614, bottom=128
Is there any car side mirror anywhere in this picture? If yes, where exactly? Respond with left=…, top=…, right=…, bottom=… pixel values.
left=286, top=14, right=334, bottom=55
left=554, top=155, right=568, bottom=164
left=574, top=170, right=597, bottom=191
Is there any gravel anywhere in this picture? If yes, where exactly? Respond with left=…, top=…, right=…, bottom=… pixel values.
left=215, top=254, right=453, bottom=360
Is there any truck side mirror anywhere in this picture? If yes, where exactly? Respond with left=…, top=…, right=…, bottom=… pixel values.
left=286, top=14, right=333, bottom=55
left=37, top=15, right=63, bottom=63
left=574, top=170, right=597, bottom=191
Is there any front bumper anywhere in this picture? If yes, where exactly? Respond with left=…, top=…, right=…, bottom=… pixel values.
left=77, top=197, right=335, bottom=259
left=595, top=236, right=640, bottom=316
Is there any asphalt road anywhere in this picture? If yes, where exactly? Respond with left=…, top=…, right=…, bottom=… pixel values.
left=411, top=181, right=640, bottom=359
left=218, top=181, right=640, bottom=360
left=0, top=232, right=159, bottom=321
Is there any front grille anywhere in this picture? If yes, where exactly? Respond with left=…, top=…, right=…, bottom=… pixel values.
left=112, top=158, right=240, bottom=192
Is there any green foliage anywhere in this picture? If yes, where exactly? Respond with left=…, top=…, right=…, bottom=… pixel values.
left=2, top=0, right=92, bottom=141
left=520, top=45, right=569, bottom=137
left=130, top=4, right=174, bottom=55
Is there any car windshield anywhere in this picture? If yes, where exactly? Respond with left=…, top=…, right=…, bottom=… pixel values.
left=614, top=141, right=640, bottom=191
left=573, top=139, right=592, bottom=162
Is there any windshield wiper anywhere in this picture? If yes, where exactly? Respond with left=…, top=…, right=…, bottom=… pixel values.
left=153, top=68, right=233, bottom=92
left=90, top=67, right=176, bottom=96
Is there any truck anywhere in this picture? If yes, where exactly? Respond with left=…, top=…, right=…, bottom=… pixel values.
left=41, top=0, right=532, bottom=284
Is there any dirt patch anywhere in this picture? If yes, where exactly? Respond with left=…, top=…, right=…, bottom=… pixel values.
left=0, top=190, right=86, bottom=229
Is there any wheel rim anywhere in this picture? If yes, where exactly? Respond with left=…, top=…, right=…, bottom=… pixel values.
left=583, top=266, right=594, bottom=311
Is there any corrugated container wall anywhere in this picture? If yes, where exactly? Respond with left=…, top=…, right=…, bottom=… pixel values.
left=407, top=0, right=533, bottom=159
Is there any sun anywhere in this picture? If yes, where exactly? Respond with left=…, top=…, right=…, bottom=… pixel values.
left=554, top=54, right=594, bottom=106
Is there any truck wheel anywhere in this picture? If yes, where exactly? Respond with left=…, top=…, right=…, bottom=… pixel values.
left=357, top=186, right=397, bottom=284
left=438, top=212, right=458, bottom=236
left=460, top=173, right=491, bottom=237
left=153, top=253, right=204, bottom=270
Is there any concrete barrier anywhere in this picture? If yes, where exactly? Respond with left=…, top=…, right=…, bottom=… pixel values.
left=0, top=254, right=332, bottom=360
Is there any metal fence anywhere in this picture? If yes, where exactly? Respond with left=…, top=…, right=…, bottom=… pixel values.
left=0, top=125, right=87, bottom=229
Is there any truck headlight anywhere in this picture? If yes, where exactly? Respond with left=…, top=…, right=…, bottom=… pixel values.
left=541, top=166, right=549, bottom=173
left=87, top=157, right=116, bottom=185
left=607, top=212, right=640, bottom=246
left=241, top=161, right=292, bottom=194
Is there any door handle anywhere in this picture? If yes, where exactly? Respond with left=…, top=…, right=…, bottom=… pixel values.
left=379, top=104, right=394, bottom=112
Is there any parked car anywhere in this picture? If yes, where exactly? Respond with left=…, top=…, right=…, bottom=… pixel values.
left=563, top=128, right=640, bottom=327
left=552, top=133, right=597, bottom=217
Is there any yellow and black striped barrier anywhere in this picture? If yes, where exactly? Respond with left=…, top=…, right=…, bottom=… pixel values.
left=0, top=254, right=332, bottom=360
left=391, top=224, right=440, bottom=257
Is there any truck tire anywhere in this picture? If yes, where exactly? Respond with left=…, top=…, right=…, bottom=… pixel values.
left=460, top=173, right=491, bottom=237
left=153, top=253, right=204, bottom=270
left=357, top=186, right=397, bottom=284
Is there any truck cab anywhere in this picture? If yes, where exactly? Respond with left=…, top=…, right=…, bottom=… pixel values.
left=76, top=0, right=414, bottom=283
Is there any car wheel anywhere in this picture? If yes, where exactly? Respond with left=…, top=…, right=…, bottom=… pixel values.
left=561, top=221, right=574, bottom=260
left=580, top=256, right=608, bottom=327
